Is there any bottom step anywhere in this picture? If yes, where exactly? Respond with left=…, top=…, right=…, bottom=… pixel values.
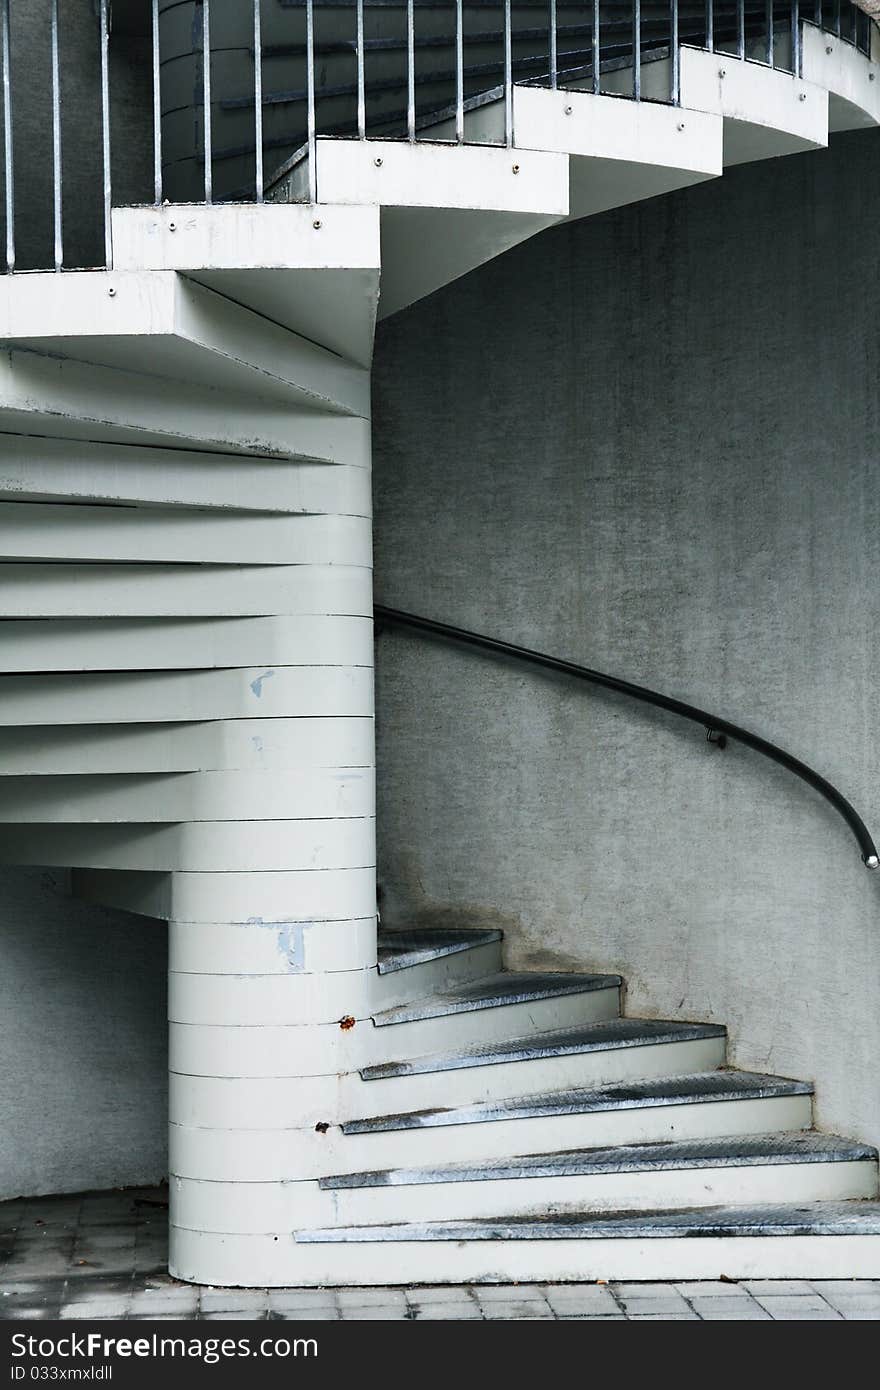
left=302, top=1201, right=880, bottom=1242
left=170, top=1203, right=880, bottom=1286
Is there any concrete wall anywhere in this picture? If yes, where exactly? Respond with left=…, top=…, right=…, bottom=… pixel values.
left=0, top=870, right=167, bottom=1199
left=372, top=127, right=880, bottom=1148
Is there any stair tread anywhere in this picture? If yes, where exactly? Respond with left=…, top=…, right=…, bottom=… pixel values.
left=376, top=927, right=502, bottom=975
left=298, top=1201, right=880, bottom=1243
left=342, top=1068, right=812, bottom=1133
left=360, top=1017, right=726, bottom=1080
left=321, top=1132, right=877, bottom=1189
left=372, top=971, right=621, bottom=1026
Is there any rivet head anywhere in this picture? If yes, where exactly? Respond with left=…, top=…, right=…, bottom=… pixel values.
left=512, top=163, right=520, bottom=174
left=564, top=104, right=572, bottom=114
left=677, top=121, right=686, bottom=131
left=168, top=221, right=176, bottom=232
left=826, top=44, right=833, bottom=54
left=870, top=72, right=876, bottom=81
left=312, top=218, right=322, bottom=229
left=719, top=68, right=726, bottom=78
left=108, top=287, right=116, bottom=297
left=799, top=91, right=807, bottom=101
left=374, top=156, right=383, bottom=167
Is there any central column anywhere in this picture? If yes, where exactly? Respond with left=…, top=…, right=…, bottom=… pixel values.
left=165, top=539, right=377, bottom=1283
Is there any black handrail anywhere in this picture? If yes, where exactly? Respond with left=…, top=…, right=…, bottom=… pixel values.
left=375, top=603, right=879, bottom=871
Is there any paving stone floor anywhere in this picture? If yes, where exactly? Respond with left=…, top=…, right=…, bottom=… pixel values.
left=1, top=1189, right=878, bottom=1321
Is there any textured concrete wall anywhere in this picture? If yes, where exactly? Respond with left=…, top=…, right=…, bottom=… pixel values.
left=373, top=128, right=880, bottom=1148
left=0, top=870, right=167, bottom=1199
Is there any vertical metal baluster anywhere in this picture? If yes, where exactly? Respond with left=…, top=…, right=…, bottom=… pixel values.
left=201, top=0, right=211, bottom=202
left=706, top=0, right=713, bottom=52
left=455, top=0, right=464, bottom=139
left=1, top=0, right=14, bottom=272
left=671, top=0, right=679, bottom=102
left=51, top=0, right=62, bottom=270
left=202, top=0, right=212, bottom=203
left=766, top=0, right=774, bottom=64
left=791, top=0, right=800, bottom=73
left=737, top=0, right=745, bottom=58
left=504, top=0, right=512, bottom=145
left=633, top=0, right=641, bottom=99
left=813, top=0, right=821, bottom=27
left=407, top=0, right=415, bottom=140
left=834, top=0, right=841, bottom=37
left=549, top=0, right=557, bottom=89
left=253, top=0, right=263, bottom=200
left=593, top=0, right=600, bottom=92
left=100, top=0, right=112, bottom=267
left=306, top=0, right=317, bottom=200
left=152, top=0, right=162, bottom=204
left=357, top=0, right=366, bottom=139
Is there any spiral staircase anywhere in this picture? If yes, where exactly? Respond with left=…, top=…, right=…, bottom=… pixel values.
left=0, top=2, right=879, bottom=1284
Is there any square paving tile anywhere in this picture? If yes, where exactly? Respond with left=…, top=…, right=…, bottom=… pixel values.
left=415, top=1307, right=485, bottom=1320
left=616, top=1295, right=692, bottom=1316
left=480, top=1301, right=554, bottom=1319
left=742, top=1280, right=816, bottom=1296
left=754, top=1296, right=843, bottom=1320
left=687, top=1298, right=771, bottom=1320
left=268, top=1290, right=339, bottom=1310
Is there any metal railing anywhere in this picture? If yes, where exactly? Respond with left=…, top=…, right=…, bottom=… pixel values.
left=375, top=604, right=880, bottom=870
left=0, top=0, right=874, bottom=268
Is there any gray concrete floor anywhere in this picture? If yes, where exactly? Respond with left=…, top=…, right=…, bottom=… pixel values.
left=1, top=1188, right=878, bottom=1321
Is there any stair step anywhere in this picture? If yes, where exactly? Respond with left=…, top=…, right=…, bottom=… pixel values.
left=307, top=1131, right=879, bottom=1224
left=298, top=1200, right=880, bottom=1243
left=372, top=971, right=622, bottom=1026
left=342, top=1068, right=811, bottom=1133
left=175, top=1197, right=880, bottom=1283
left=373, top=928, right=505, bottom=1012
left=368, top=971, right=621, bottom=1058
left=361, top=1016, right=725, bottom=1080
left=376, top=926, right=502, bottom=974
left=324, top=1070, right=817, bottom=1177
left=321, top=1132, right=877, bottom=1190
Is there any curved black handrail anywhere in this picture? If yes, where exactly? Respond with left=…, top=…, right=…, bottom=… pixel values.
left=375, top=603, right=879, bottom=871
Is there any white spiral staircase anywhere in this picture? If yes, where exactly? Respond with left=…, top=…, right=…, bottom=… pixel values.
left=1, top=25, right=880, bottom=1284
